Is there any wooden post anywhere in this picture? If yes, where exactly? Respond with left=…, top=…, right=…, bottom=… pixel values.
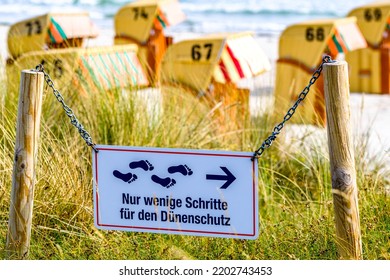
left=323, top=61, right=362, bottom=259
left=6, top=70, right=44, bottom=259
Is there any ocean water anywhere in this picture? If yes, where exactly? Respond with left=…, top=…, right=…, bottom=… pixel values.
left=0, top=0, right=377, bottom=36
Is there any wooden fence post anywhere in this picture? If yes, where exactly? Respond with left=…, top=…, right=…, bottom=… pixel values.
left=323, top=61, right=362, bottom=259
left=6, top=70, right=44, bottom=259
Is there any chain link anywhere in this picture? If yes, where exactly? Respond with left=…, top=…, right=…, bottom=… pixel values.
left=35, top=64, right=98, bottom=153
left=252, top=55, right=334, bottom=160
left=35, top=55, right=332, bottom=157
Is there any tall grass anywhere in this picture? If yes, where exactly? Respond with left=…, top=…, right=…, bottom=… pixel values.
left=0, top=72, right=389, bottom=260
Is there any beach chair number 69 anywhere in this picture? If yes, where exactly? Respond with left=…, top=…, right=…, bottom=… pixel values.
left=25, top=20, right=42, bottom=36
left=305, top=27, right=325, bottom=42
left=364, top=8, right=382, bottom=22
left=191, top=43, right=213, bottom=61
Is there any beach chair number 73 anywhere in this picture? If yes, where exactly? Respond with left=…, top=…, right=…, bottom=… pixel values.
left=25, top=20, right=42, bottom=36
left=191, top=43, right=213, bottom=61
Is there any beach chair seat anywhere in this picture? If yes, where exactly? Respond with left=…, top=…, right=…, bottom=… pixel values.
left=6, top=45, right=149, bottom=95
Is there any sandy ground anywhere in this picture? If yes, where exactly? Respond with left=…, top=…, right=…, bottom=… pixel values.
left=1, top=25, right=389, bottom=173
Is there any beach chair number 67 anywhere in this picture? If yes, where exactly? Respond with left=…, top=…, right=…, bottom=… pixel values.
left=191, top=43, right=213, bottom=61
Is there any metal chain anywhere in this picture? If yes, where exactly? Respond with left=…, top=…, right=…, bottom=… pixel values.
left=252, top=55, right=334, bottom=160
left=35, top=54, right=332, bottom=156
left=35, top=64, right=98, bottom=152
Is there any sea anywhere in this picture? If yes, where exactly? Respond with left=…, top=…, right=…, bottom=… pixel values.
left=0, top=0, right=377, bottom=37
left=0, top=0, right=388, bottom=168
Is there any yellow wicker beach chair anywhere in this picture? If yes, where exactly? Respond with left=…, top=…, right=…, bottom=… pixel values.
left=7, top=12, right=99, bottom=59
left=275, top=17, right=366, bottom=126
left=160, top=32, right=271, bottom=130
left=114, top=0, right=185, bottom=82
left=346, top=2, right=390, bottom=94
left=6, top=13, right=148, bottom=95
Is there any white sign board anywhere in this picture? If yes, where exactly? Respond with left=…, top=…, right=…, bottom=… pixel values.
left=92, top=145, right=258, bottom=239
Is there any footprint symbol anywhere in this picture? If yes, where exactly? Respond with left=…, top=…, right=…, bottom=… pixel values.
left=168, top=164, right=193, bottom=176
left=151, top=175, right=176, bottom=188
left=129, top=160, right=154, bottom=171
left=113, top=170, right=138, bottom=184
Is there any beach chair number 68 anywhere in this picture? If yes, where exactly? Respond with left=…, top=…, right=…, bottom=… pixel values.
left=305, top=27, right=325, bottom=42
left=191, top=43, right=213, bottom=61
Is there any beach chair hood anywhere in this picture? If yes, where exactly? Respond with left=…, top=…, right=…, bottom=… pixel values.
left=348, top=2, right=390, bottom=48
left=115, top=0, right=185, bottom=44
left=7, top=12, right=99, bottom=58
left=161, top=32, right=271, bottom=93
left=278, top=17, right=366, bottom=70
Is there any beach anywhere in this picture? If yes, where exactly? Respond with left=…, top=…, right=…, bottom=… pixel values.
left=0, top=1, right=389, bottom=264
left=0, top=16, right=389, bottom=174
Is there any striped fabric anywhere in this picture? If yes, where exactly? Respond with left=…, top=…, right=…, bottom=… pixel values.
left=154, top=8, right=169, bottom=30
left=77, top=50, right=149, bottom=91
left=327, top=22, right=367, bottom=56
left=47, top=17, right=67, bottom=43
left=328, top=30, right=349, bottom=56
left=226, top=45, right=245, bottom=79
left=213, top=35, right=271, bottom=83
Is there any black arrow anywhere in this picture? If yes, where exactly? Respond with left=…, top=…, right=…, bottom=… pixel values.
left=206, top=166, right=236, bottom=189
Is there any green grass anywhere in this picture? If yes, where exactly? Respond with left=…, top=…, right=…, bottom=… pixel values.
left=0, top=72, right=389, bottom=260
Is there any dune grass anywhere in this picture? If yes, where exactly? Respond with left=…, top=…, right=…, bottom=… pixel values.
left=0, top=73, right=389, bottom=260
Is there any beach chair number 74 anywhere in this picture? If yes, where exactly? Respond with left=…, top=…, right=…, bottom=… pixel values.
left=132, top=7, right=148, bottom=20
left=191, top=43, right=213, bottom=61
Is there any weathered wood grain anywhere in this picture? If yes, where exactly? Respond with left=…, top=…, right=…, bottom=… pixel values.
left=324, top=61, right=362, bottom=260
left=6, top=70, right=44, bottom=259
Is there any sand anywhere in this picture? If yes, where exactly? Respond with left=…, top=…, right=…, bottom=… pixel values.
left=1, top=25, right=389, bottom=173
